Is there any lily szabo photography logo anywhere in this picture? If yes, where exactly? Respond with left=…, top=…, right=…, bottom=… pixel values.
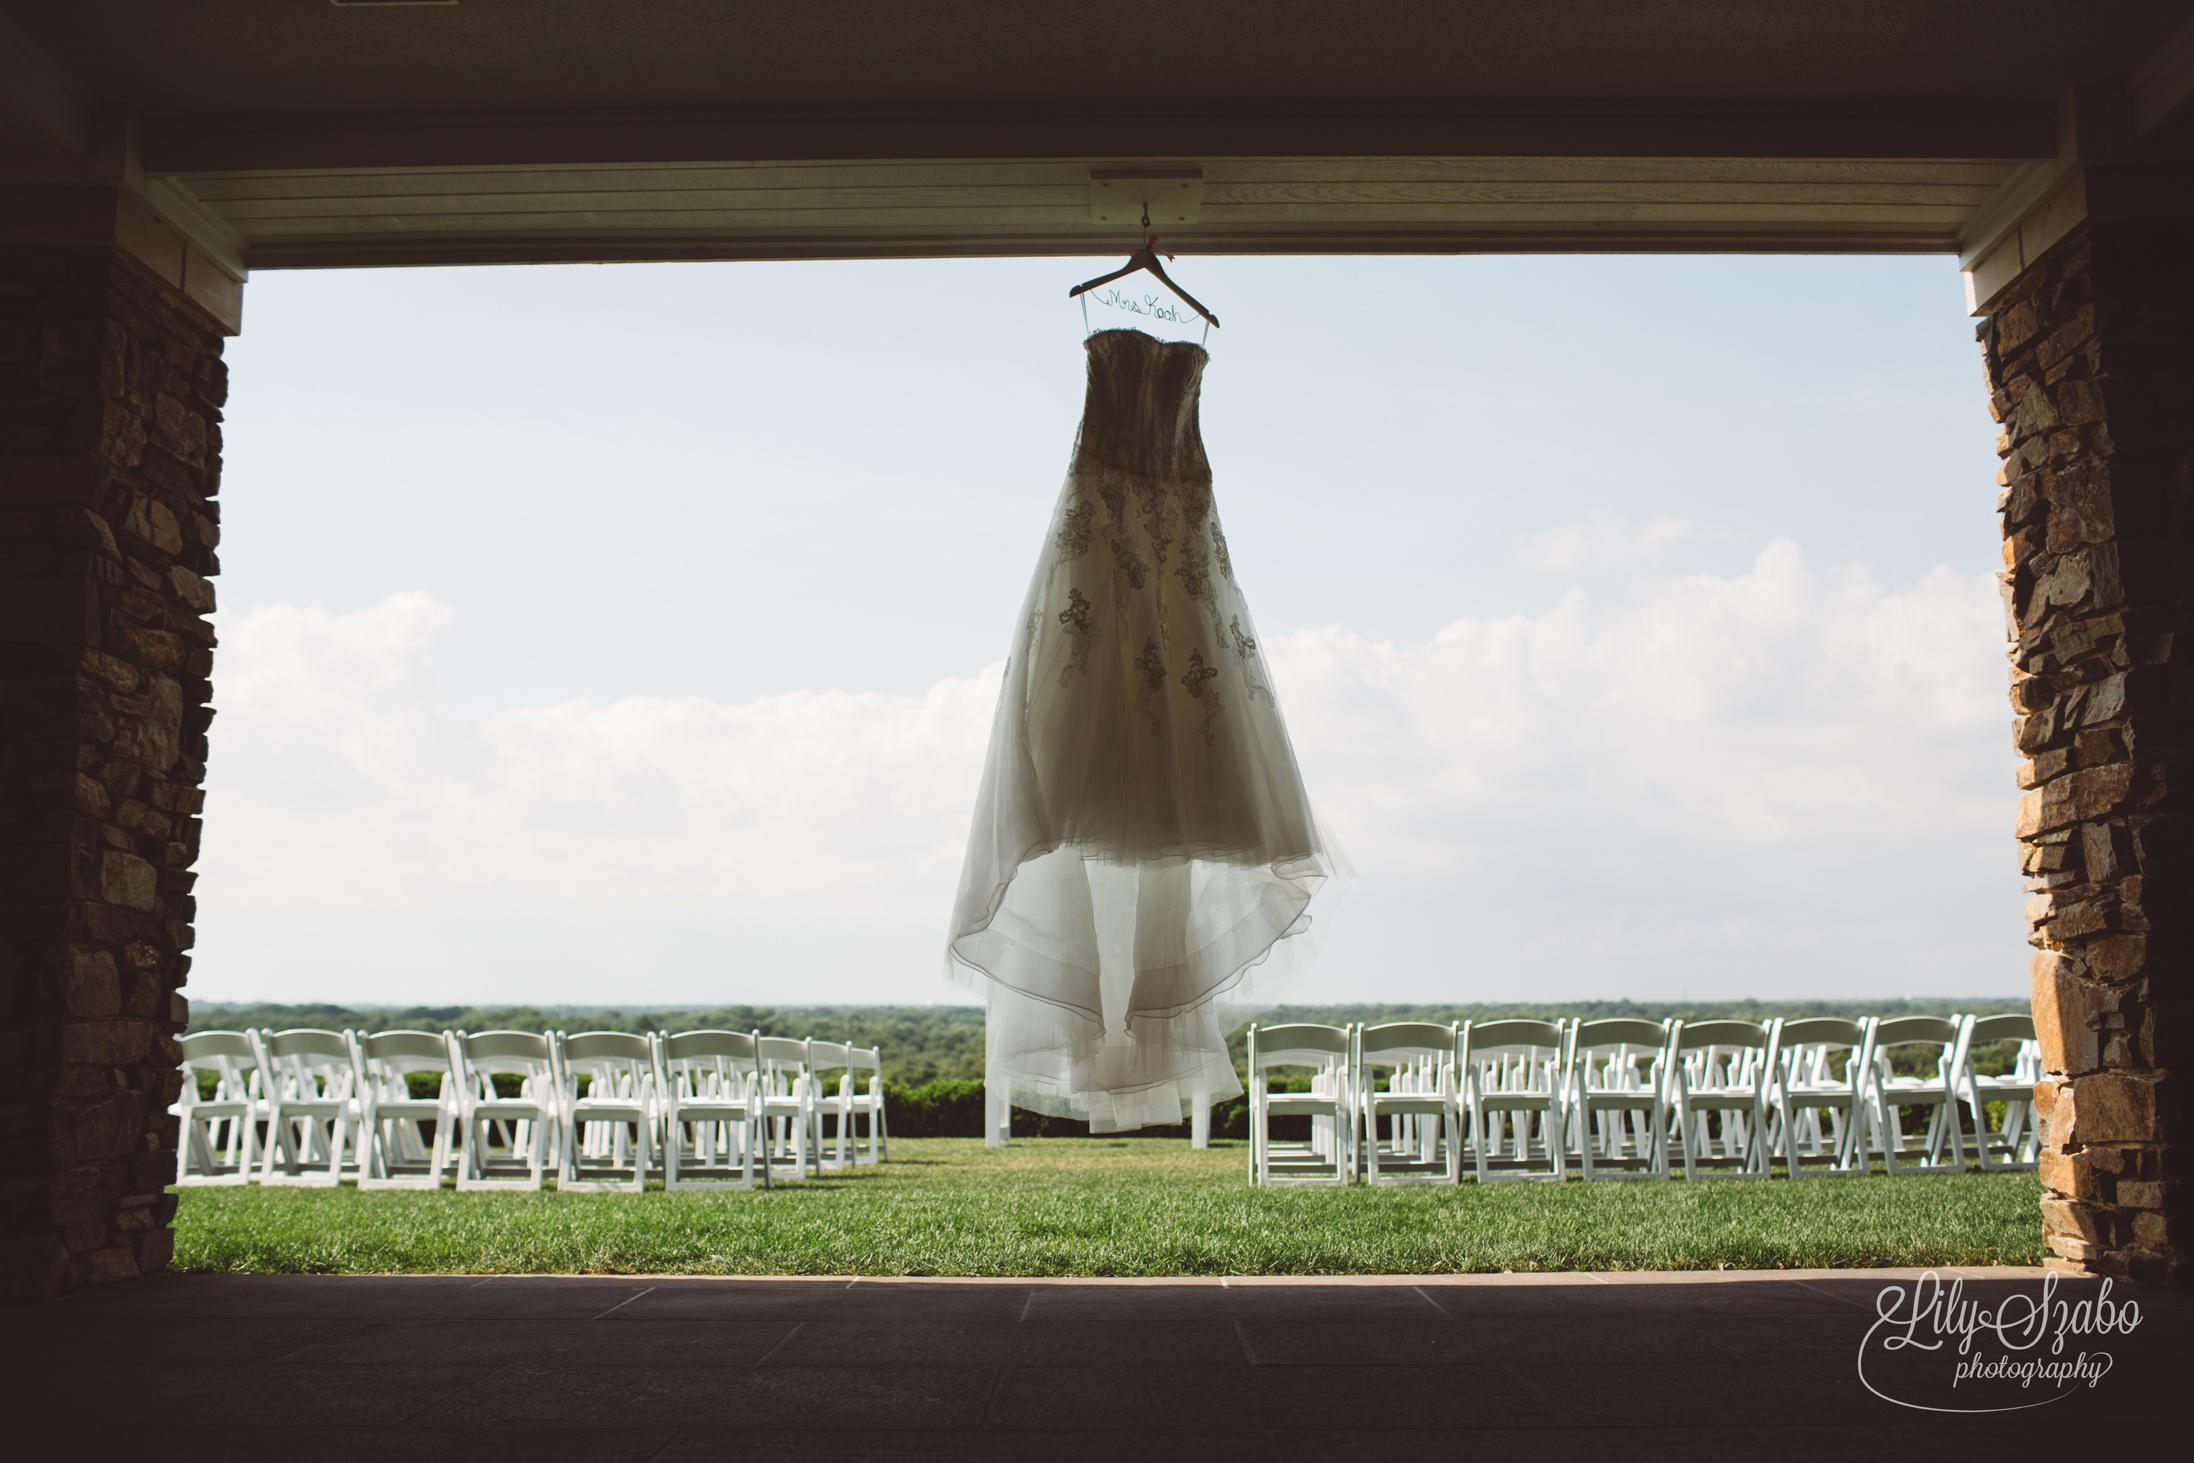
left=1858, top=1272, right=2142, bottom=1412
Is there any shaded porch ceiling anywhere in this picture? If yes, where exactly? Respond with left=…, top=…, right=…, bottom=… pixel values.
left=3, top=1, right=2191, bottom=273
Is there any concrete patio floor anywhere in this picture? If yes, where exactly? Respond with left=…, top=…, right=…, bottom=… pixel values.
left=7, top=1268, right=2180, bottom=1458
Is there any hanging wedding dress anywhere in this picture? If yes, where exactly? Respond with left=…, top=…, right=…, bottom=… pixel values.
left=946, top=327, right=1342, bottom=1131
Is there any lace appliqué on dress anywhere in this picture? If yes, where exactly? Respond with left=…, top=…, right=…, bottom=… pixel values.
left=1178, top=480, right=1213, bottom=537
left=1135, top=481, right=1176, bottom=569
left=1057, top=588, right=1098, bottom=684
left=1227, top=614, right=1272, bottom=705
left=1133, top=638, right=1169, bottom=735
left=1180, top=648, right=1223, bottom=746
left=1055, top=501, right=1096, bottom=559
left=1109, top=536, right=1148, bottom=590
left=1094, top=470, right=1128, bottom=528
left=1175, top=549, right=1211, bottom=604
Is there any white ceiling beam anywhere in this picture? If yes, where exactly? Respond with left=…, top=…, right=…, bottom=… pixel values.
left=225, top=224, right=1974, bottom=273
left=1955, top=79, right=2181, bottom=313
left=138, top=174, right=249, bottom=281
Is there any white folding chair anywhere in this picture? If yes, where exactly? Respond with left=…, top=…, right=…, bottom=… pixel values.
left=1770, top=1017, right=1874, bottom=1177
left=1667, top=1019, right=1779, bottom=1179
left=757, top=1036, right=818, bottom=1183
left=1956, top=1013, right=2041, bottom=1173
left=845, top=1045, right=889, bottom=1164
left=657, top=1029, right=764, bottom=1191
left=350, top=1029, right=459, bottom=1189
left=1863, top=1016, right=1968, bottom=1175
left=553, top=1030, right=658, bottom=1192
left=173, top=1030, right=267, bottom=1185
left=450, top=1029, right=559, bottom=1190
left=256, top=1028, right=362, bottom=1186
left=1247, top=1022, right=1354, bottom=1186
left=1462, top=1019, right=1568, bottom=1182
left=1357, top=1022, right=1462, bottom=1185
left=806, top=1040, right=858, bottom=1172
left=1568, top=1018, right=1670, bottom=1180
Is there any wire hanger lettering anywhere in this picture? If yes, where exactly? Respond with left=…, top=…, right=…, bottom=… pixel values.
left=1069, top=208, right=1220, bottom=331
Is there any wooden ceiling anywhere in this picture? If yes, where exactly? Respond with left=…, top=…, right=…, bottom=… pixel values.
left=4, top=2, right=2191, bottom=278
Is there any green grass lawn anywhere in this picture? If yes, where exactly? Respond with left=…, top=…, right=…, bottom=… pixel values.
left=173, top=1138, right=2045, bottom=1277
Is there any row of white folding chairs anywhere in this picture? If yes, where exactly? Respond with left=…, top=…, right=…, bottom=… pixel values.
left=173, top=1027, right=888, bottom=1191
left=1245, top=1013, right=2040, bottom=1186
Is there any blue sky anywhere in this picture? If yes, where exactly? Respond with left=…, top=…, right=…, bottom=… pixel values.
left=198, top=253, right=2020, bottom=1007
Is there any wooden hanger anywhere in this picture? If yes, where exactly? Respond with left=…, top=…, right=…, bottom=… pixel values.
left=1068, top=229, right=1220, bottom=330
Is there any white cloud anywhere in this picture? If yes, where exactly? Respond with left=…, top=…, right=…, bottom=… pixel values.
left=200, top=594, right=1002, bottom=1005
left=196, top=541, right=2023, bottom=1008
left=1269, top=540, right=2022, bottom=1000
left=1519, top=509, right=1702, bottom=572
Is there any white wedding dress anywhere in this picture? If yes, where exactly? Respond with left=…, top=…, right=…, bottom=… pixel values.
left=945, top=328, right=1341, bottom=1131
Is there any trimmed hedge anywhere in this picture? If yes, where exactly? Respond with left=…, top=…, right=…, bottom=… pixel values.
left=883, top=1080, right=1249, bottom=1140
left=882, top=1079, right=986, bottom=1137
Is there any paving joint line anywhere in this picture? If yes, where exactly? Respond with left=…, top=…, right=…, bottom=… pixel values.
left=754, top=1321, right=804, bottom=1365
left=589, top=1285, right=655, bottom=1320
left=1496, top=1357, right=1565, bottom=1422
left=974, top=1363, right=1009, bottom=1431
left=1788, top=1277, right=1871, bottom=1309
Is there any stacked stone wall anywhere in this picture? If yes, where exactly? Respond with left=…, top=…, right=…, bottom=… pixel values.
left=1, top=247, right=224, bottom=1297
left=1983, top=220, right=2191, bottom=1283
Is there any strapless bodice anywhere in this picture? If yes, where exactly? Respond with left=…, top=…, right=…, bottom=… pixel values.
left=1074, top=329, right=1211, bottom=483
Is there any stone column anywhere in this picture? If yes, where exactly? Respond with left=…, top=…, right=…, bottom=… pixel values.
left=1983, top=213, right=2191, bottom=1284
left=1, top=245, right=227, bottom=1298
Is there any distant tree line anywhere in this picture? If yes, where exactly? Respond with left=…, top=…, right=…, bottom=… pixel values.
left=188, top=1003, right=987, bottom=1086
left=192, top=996, right=2028, bottom=1132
